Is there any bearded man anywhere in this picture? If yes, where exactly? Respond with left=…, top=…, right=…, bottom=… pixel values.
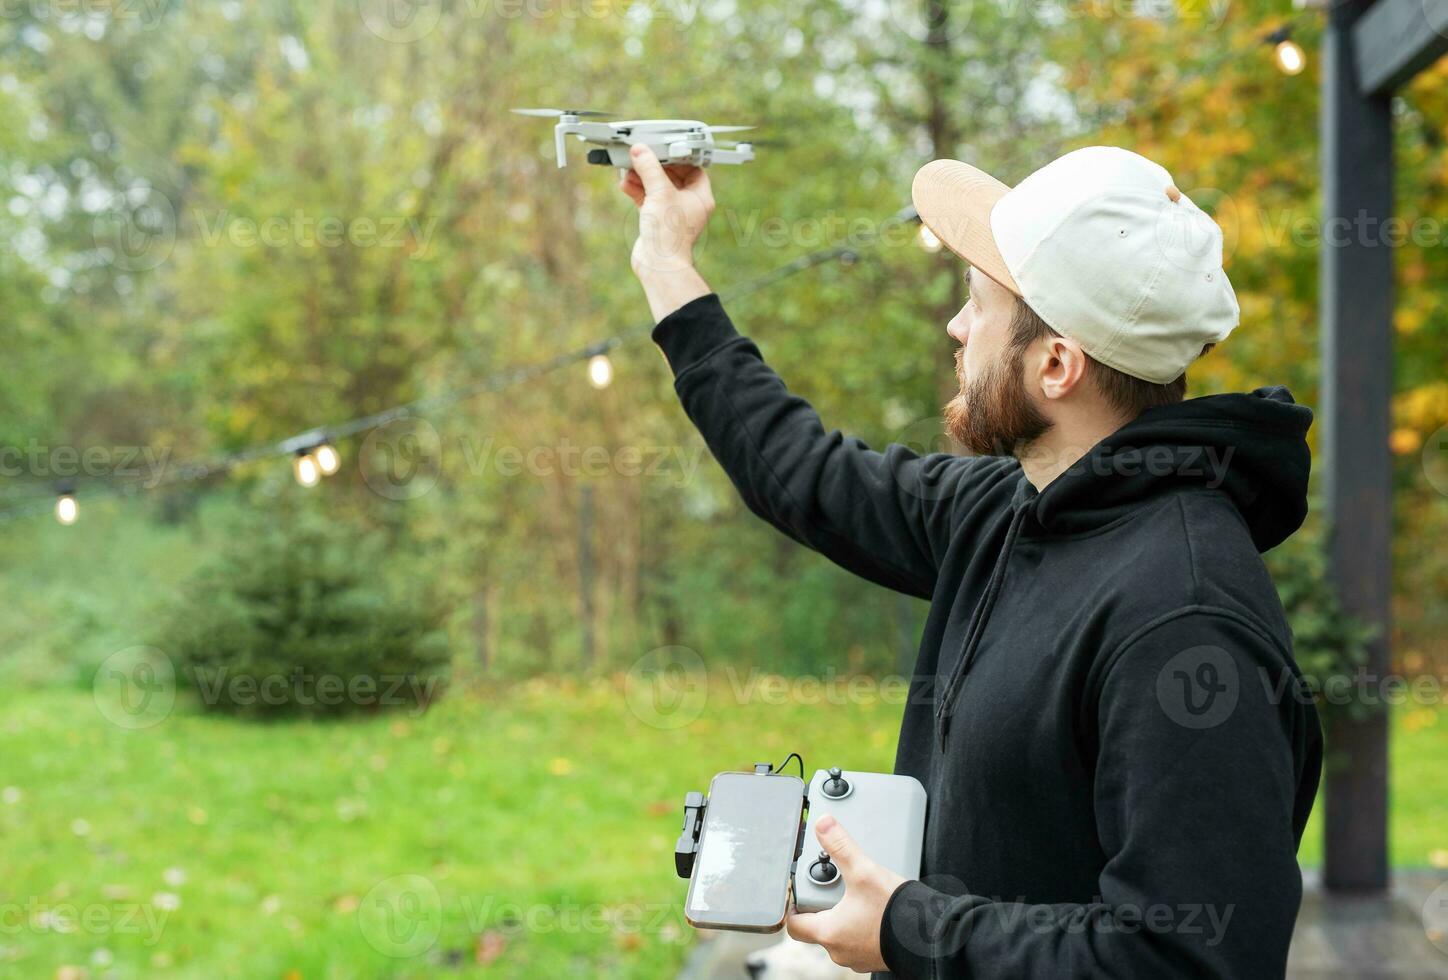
left=621, top=143, right=1321, bottom=979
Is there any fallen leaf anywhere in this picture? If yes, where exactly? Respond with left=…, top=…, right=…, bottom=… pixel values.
left=475, top=930, right=507, bottom=965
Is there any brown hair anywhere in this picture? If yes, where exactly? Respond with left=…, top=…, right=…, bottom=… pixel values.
left=1008, top=299, right=1209, bottom=418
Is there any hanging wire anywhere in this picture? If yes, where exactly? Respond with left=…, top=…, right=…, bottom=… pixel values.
left=0, top=214, right=910, bottom=523
left=1, top=22, right=1308, bottom=524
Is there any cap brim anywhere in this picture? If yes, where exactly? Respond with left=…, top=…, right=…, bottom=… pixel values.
left=911, top=159, right=1020, bottom=296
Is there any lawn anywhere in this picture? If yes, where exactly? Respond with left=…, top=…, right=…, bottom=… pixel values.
left=0, top=680, right=1442, bottom=978
left=0, top=675, right=905, bottom=979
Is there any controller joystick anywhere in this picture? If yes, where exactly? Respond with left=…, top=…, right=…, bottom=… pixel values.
left=792, top=768, right=927, bottom=913
left=821, top=767, right=851, bottom=799
left=807, top=850, right=839, bottom=885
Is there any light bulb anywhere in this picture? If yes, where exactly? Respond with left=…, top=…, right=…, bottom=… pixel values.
left=1274, top=38, right=1306, bottom=75
left=588, top=354, right=613, bottom=389
left=293, top=452, right=321, bottom=487
left=314, top=443, right=341, bottom=476
left=55, top=493, right=78, bottom=525
left=917, top=224, right=942, bottom=253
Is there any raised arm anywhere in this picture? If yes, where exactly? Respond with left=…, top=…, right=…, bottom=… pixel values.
left=620, top=145, right=1015, bottom=599
left=655, top=294, right=1016, bottom=598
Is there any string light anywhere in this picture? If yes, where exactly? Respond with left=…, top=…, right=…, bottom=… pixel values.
left=587, top=354, right=614, bottom=389
left=293, top=450, right=321, bottom=487
left=0, top=201, right=908, bottom=525
left=314, top=442, right=341, bottom=476
left=1266, top=27, right=1306, bottom=75
left=0, top=35, right=1304, bottom=531
left=55, top=485, right=78, bottom=525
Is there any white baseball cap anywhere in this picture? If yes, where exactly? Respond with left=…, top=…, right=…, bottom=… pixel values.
left=911, top=146, right=1238, bottom=385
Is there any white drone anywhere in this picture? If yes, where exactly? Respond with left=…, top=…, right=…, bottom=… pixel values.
left=512, top=108, right=756, bottom=174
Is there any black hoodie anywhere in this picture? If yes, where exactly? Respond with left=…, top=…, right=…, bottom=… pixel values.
left=653, top=294, right=1323, bottom=979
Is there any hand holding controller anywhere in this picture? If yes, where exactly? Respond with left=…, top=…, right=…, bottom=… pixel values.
left=792, top=767, right=927, bottom=913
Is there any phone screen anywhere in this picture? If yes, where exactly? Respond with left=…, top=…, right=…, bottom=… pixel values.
left=685, top=771, right=804, bottom=931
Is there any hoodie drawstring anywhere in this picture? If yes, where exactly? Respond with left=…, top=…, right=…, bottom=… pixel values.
left=936, top=501, right=1031, bottom=752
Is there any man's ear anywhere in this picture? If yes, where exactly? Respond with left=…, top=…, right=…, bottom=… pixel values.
left=1035, top=335, right=1090, bottom=402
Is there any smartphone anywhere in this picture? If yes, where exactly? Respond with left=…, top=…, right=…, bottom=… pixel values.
left=684, top=771, right=805, bottom=932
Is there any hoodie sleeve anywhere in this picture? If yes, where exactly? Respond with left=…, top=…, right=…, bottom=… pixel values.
left=880, top=608, right=1317, bottom=979
left=652, top=293, right=1014, bottom=600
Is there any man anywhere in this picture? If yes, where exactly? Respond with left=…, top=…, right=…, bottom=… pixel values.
left=621, top=142, right=1322, bottom=978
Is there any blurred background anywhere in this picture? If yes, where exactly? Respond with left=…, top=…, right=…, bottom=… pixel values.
left=0, top=0, right=1445, bottom=977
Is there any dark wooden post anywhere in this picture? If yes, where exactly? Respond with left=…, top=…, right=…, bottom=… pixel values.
left=1319, top=0, right=1395, bottom=893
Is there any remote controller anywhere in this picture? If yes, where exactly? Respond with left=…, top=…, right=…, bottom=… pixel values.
left=792, top=767, right=927, bottom=913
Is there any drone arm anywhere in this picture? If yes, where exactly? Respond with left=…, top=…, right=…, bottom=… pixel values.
left=554, top=123, right=569, bottom=168
left=710, top=145, right=754, bottom=166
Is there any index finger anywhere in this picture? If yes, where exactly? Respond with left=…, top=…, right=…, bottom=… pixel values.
left=785, top=909, right=827, bottom=945
left=665, top=164, right=702, bottom=189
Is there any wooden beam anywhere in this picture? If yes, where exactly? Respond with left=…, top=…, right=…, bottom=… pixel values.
left=1321, top=0, right=1395, bottom=893
left=1353, top=0, right=1448, bottom=95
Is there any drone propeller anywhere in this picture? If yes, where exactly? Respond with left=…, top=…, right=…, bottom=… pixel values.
left=511, top=107, right=613, bottom=118
left=705, top=125, right=754, bottom=133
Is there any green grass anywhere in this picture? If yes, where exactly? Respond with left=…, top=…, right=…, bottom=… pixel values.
left=1297, top=704, right=1448, bottom=868
left=1, top=681, right=1444, bottom=978
left=0, top=676, right=905, bottom=978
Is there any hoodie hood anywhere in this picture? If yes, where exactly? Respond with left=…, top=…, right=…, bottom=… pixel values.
left=1024, top=386, right=1313, bottom=552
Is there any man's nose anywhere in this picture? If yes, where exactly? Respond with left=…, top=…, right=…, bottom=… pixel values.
left=947, top=313, right=969, bottom=348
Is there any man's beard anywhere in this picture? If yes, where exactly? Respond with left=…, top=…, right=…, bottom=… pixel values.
left=944, top=347, right=1051, bottom=457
